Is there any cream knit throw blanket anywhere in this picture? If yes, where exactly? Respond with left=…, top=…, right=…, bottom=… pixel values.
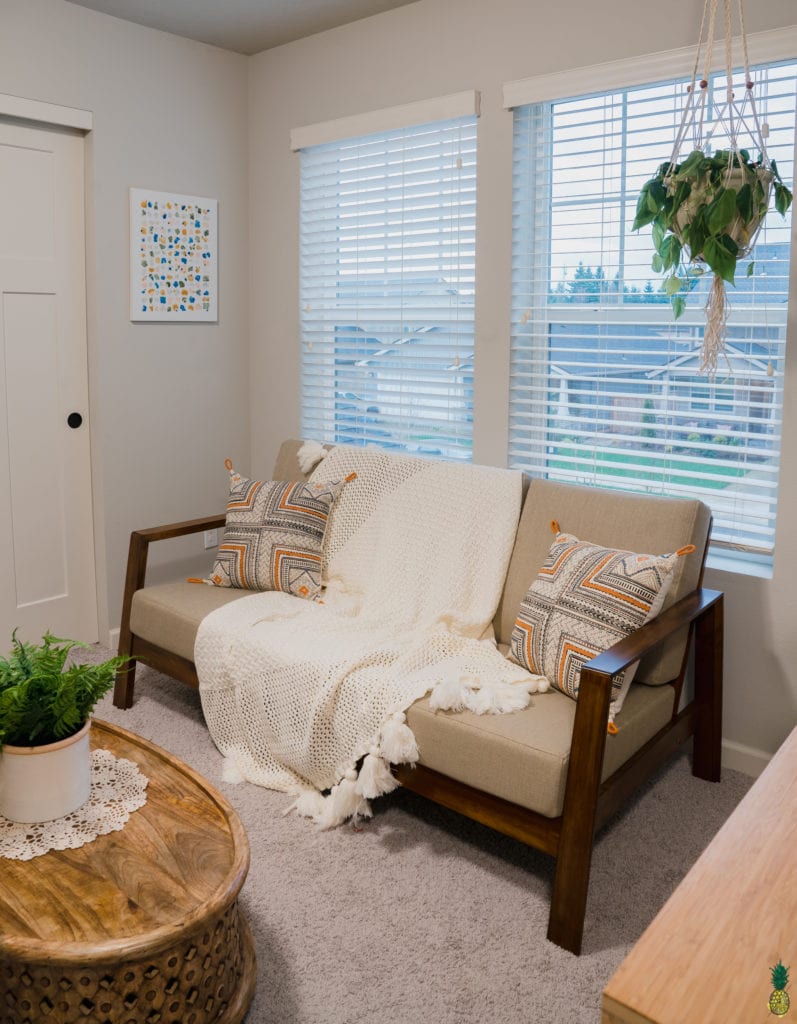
left=196, top=445, right=548, bottom=827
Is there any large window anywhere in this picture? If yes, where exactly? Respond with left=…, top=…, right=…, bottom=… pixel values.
left=510, top=59, right=796, bottom=564
left=299, top=113, right=477, bottom=461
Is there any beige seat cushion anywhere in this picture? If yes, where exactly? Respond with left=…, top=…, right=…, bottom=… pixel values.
left=133, top=578, right=673, bottom=820
left=130, top=581, right=252, bottom=662
left=406, top=681, right=674, bottom=819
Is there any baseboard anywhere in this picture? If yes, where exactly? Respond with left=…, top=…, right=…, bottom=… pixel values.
left=107, top=626, right=120, bottom=652
left=721, top=738, right=771, bottom=778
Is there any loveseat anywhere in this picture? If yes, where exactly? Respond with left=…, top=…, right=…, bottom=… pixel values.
left=114, top=439, right=723, bottom=955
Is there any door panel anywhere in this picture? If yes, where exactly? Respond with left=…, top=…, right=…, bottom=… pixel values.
left=0, top=121, right=98, bottom=644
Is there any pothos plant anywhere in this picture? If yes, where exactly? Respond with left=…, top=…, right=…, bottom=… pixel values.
left=0, top=630, right=127, bottom=749
left=633, top=147, right=793, bottom=319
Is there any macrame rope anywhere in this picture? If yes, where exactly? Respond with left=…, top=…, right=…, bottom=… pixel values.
left=703, top=0, right=718, bottom=86
left=669, top=0, right=710, bottom=171
left=702, top=276, right=731, bottom=375
left=737, top=0, right=752, bottom=88
left=724, top=0, right=734, bottom=109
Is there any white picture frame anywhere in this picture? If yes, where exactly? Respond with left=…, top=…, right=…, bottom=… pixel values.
left=130, top=188, right=218, bottom=322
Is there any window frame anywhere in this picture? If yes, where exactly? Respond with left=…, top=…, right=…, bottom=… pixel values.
left=504, top=32, right=797, bottom=573
left=294, top=95, right=480, bottom=462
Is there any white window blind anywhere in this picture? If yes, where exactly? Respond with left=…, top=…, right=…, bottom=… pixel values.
left=510, top=59, right=796, bottom=562
left=299, top=115, right=477, bottom=461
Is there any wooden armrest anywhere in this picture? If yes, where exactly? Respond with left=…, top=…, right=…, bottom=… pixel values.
left=564, top=588, right=723, bottom=774
left=584, top=587, right=723, bottom=678
left=117, top=514, right=225, bottom=669
left=133, top=513, right=226, bottom=544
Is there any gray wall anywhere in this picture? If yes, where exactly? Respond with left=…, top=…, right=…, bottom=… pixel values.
left=0, top=0, right=251, bottom=633
left=247, top=0, right=797, bottom=767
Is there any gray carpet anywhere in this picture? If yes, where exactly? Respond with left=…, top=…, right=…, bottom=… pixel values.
left=92, top=657, right=751, bottom=1024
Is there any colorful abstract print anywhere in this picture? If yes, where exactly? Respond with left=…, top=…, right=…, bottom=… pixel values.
left=208, top=469, right=346, bottom=600
left=510, top=532, right=679, bottom=712
left=132, top=189, right=216, bottom=318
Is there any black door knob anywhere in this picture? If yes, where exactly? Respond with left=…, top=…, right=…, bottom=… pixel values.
left=67, top=412, right=83, bottom=429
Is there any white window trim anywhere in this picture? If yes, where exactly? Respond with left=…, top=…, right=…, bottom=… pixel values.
left=290, top=90, right=480, bottom=151
left=502, top=26, right=797, bottom=109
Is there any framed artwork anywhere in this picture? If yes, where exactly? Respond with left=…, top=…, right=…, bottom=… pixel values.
left=130, top=188, right=218, bottom=321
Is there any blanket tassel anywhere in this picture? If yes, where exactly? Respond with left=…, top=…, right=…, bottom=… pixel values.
left=356, top=750, right=399, bottom=799
left=317, top=769, right=372, bottom=830
left=285, top=789, right=328, bottom=819
left=379, top=712, right=419, bottom=765
left=469, top=679, right=544, bottom=714
left=297, top=439, right=328, bottom=474
left=428, top=677, right=474, bottom=713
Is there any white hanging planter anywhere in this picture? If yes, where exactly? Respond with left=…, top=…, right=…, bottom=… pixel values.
left=632, top=0, right=793, bottom=374
left=671, top=164, right=774, bottom=260
left=0, top=720, right=91, bottom=823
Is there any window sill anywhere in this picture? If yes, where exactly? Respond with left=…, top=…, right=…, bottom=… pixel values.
left=705, top=547, right=773, bottom=580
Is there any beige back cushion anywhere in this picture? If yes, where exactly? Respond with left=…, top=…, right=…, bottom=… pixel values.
left=272, top=438, right=314, bottom=482
left=273, top=441, right=711, bottom=685
left=497, top=478, right=711, bottom=684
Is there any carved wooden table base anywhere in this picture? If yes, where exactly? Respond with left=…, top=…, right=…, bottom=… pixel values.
left=0, top=720, right=256, bottom=1024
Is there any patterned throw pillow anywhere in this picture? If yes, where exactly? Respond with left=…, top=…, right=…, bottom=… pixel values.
left=206, top=461, right=350, bottom=600
left=509, top=523, right=694, bottom=725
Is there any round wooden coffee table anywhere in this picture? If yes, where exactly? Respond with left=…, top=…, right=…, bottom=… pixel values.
left=0, top=719, right=256, bottom=1024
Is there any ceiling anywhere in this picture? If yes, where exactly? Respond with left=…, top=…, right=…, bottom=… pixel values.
left=65, top=0, right=419, bottom=55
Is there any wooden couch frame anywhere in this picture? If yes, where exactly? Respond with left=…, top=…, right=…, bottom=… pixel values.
left=114, top=513, right=723, bottom=956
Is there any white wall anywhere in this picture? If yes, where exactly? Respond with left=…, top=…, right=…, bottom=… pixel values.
left=0, top=0, right=250, bottom=633
left=248, top=0, right=797, bottom=767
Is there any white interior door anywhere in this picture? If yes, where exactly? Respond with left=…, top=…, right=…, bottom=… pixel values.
left=0, top=120, right=98, bottom=645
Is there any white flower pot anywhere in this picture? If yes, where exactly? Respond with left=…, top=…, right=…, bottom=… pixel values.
left=0, top=720, right=91, bottom=823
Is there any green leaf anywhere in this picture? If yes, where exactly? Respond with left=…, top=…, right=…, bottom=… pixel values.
left=736, top=183, right=753, bottom=223
left=771, top=158, right=781, bottom=183
left=664, top=275, right=684, bottom=296
left=659, top=234, right=682, bottom=272
left=707, top=187, right=738, bottom=234
left=648, top=179, right=666, bottom=209
left=703, top=235, right=737, bottom=284
left=633, top=187, right=655, bottom=231
left=747, top=261, right=755, bottom=278
left=652, top=219, right=665, bottom=251
left=671, top=295, right=686, bottom=319
left=651, top=252, right=664, bottom=273
left=775, top=181, right=793, bottom=216
left=678, top=150, right=704, bottom=178
left=685, top=207, right=708, bottom=259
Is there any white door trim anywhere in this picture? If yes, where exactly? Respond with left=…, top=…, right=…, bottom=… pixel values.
left=0, top=92, right=92, bottom=132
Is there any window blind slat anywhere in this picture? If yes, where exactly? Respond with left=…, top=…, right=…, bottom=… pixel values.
left=510, top=58, right=796, bottom=558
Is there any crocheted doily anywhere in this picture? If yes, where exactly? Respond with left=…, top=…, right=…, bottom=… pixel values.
left=0, top=749, right=149, bottom=861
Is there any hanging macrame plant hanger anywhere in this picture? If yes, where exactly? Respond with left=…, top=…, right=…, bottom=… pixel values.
left=671, top=0, right=775, bottom=372
left=643, top=0, right=792, bottom=374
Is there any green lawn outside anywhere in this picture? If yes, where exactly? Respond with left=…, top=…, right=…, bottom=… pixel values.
left=550, top=445, right=746, bottom=490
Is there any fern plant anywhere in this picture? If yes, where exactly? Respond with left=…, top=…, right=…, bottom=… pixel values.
left=0, top=631, right=127, bottom=749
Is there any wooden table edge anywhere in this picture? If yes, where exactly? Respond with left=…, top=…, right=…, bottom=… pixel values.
left=0, top=717, right=252, bottom=966
left=601, top=992, right=658, bottom=1024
